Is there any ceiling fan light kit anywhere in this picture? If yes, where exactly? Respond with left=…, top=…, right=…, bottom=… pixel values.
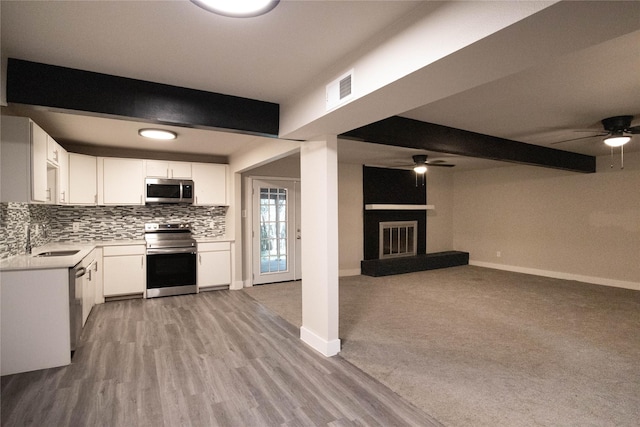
left=603, top=134, right=631, bottom=147
left=413, top=165, right=427, bottom=174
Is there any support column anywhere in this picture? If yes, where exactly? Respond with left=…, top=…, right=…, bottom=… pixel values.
left=300, top=135, right=340, bottom=356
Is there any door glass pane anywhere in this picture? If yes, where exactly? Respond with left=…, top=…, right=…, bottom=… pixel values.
left=260, top=187, right=288, bottom=274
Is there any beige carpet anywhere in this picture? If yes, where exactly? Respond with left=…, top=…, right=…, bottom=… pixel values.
left=244, top=266, right=640, bottom=427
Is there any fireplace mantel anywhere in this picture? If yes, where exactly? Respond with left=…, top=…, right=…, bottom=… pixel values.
left=365, top=204, right=434, bottom=211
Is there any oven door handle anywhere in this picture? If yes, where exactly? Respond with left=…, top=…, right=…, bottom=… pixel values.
left=146, top=247, right=197, bottom=255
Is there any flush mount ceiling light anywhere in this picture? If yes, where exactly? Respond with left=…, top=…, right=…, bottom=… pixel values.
left=191, top=0, right=279, bottom=17
left=138, top=129, right=177, bottom=140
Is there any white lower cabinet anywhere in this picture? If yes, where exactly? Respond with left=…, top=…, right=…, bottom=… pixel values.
left=81, top=248, right=102, bottom=324
left=1, top=268, right=70, bottom=376
left=102, top=245, right=145, bottom=297
left=197, top=241, right=231, bottom=290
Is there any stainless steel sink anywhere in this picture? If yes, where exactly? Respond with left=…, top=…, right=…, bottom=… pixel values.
left=34, top=250, right=80, bottom=257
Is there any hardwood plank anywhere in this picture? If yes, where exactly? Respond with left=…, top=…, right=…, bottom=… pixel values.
left=1, top=290, right=442, bottom=426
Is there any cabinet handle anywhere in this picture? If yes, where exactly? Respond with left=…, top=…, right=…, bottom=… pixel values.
left=60, top=190, right=66, bottom=202
left=167, top=168, right=170, bottom=178
left=54, top=149, right=58, bottom=162
left=141, top=257, right=144, bottom=268
left=46, top=188, right=51, bottom=201
left=94, top=194, right=97, bottom=204
left=199, top=254, right=202, bottom=264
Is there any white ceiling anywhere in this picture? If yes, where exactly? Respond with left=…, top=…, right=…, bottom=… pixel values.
left=2, top=1, right=639, bottom=171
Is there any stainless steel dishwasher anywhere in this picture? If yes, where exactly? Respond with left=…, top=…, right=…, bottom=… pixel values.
left=69, top=262, right=86, bottom=353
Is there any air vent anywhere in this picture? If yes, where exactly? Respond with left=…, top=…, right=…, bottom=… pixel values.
left=326, top=69, right=354, bottom=111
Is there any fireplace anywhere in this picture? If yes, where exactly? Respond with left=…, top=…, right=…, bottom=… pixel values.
left=379, top=221, right=417, bottom=259
left=361, top=165, right=469, bottom=276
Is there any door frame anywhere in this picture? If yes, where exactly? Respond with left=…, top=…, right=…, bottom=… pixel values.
left=244, top=176, right=301, bottom=286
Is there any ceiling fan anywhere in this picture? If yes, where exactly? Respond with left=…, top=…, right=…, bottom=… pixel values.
left=552, top=115, right=639, bottom=146
left=409, top=154, right=455, bottom=174
left=552, top=115, right=639, bottom=169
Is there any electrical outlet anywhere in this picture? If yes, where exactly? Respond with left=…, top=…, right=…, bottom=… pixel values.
left=72, top=222, right=80, bottom=232
left=496, top=251, right=501, bottom=258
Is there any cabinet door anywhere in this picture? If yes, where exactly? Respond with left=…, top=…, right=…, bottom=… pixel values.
left=58, top=147, right=69, bottom=204
left=69, top=153, right=97, bottom=205
left=103, top=255, right=145, bottom=296
left=30, top=122, right=48, bottom=202
left=198, top=250, right=231, bottom=288
left=145, top=160, right=170, bottom=178
left=192, top=163, right=227, bottom=205
left=102, top=158, right=144, bottom=205
left=93, top=249, right=104, bottom=305
left=146, top=160, right=192, bottom=178
left=46, top=165, right=57, bottom=204
left=82, top=267, right=94, bottom=327
left=47, top=135, right=61, bottom=166
left=170, top=161, right=192, bottom=178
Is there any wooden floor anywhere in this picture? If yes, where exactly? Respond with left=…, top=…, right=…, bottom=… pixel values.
left=1, top=290, right=441, bottom=426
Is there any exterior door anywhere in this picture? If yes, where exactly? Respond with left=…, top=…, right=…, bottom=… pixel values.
left=252, top=179, right=301, bottom=284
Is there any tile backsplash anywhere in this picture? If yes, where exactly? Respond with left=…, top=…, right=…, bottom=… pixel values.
left=0, top=202, right=226, bottom=259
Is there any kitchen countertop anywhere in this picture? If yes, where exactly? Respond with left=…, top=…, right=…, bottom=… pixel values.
left=0, top=240, right=145, bottom=272
left=195, top=237, right=235, bottom=243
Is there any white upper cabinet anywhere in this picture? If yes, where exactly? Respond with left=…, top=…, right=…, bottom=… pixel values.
left=145, top=160, right=192, bottom=179
left=58, top=146, right=69, bottom=204
left=100, top=157, right=144, bottom=205
left=46, top=135, right=62, bottom=166
left=192, top=163, right=227, bottom=206
left=31, top=122, right=49, bottom=203
left=0, top=116, right=49, bottom=203
left=69, top=153, right=97, bottom=205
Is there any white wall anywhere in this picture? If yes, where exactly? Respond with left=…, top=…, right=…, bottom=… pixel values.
left=426, top=167, right=454, bottom=253
left=452, top=151, right=640, bottom=289
left=338, top=163, right=363, bottom=276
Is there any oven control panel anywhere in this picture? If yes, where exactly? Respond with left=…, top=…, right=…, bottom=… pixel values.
left=144, top=223, right=191, bottom=232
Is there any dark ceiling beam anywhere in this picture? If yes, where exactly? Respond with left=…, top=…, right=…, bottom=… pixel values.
left=6, top=58, right=279, bottom=137
left=341, top=116, right=595, bottom=173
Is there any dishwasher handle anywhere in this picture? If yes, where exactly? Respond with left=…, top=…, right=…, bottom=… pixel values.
left=74, top=267, right=87, bottom=279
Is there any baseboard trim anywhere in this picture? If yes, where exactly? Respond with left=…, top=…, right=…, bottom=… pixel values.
left=230, top=280, right=244, bottom=291
left=470, top=260, right=639, bottom=291
left=339, top=268, right=361, bottom=277
left=300, top=326, right=341, bottom=357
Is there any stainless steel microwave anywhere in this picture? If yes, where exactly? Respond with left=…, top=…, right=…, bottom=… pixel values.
left=145, top=178, right=194, bottom=204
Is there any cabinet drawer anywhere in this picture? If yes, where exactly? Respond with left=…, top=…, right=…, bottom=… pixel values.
left=103, top=245, right=145, bottom=256
left=198, top=241, right=230, bottom=252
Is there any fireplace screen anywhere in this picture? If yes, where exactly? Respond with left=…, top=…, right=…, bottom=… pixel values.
left=379, top=221, right=418, bottom=259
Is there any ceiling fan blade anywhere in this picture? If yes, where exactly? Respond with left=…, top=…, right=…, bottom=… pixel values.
left=426, top=163, right=455, bottom=168
left=626, top=125, right=640, bottom=134
left=550, top=133, right=607, bottom=144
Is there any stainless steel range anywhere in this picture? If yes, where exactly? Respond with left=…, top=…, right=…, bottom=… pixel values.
left=144, top=222, right=197, bottom=298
